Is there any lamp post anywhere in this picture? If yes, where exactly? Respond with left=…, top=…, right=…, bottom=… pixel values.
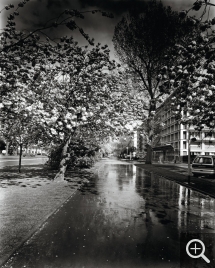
left=126, top=146, right=128, bottom=157
left=188, top=129, right=197, bottom=185
left=188, top=129, right=191, bottom=185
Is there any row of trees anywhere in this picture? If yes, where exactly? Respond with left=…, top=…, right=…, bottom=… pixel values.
left=0, top=2, right=136, bottom=179
left=0, top=0, right=214, bottom=174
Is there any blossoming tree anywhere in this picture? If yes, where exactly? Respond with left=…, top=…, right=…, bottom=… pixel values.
left=0, top=1, right=132, bottom=179
left=158, top=1, right=215, bottom=131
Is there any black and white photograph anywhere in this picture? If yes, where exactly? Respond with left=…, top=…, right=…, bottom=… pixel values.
left=0, top=0, right=215, bottom=267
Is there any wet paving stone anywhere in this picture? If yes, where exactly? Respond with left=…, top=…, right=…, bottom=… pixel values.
left=2, top=161, right=215, bottom=268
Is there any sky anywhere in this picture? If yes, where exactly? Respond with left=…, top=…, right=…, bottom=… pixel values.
left=0, top=0, right=214, bottom=59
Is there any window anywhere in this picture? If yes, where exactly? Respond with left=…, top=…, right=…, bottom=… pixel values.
left=194, top=157, right=212, bottom=164
left=171, top=134, right=174, bottom=141
left=183, top=131, right=186, bottom=139
left=183, top=141, right=187, bottom=149
left=190, top=132, right=194, bottom=137
left=190, top=142, right=201, bottom=148
left=204, top=132, right=213, bottom=138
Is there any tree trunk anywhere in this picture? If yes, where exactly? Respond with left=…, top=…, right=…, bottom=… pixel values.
left=145, top=145, right=152, bottom=164
left=54, top=136, right=71, bottom=182
left=6, top=141, right=9, bottom=156
left=18, top=143, right=23, bottom=173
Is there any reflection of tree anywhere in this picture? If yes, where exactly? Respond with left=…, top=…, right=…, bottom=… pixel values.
left=135, top=168, right=151, bottom=196
left=116, top=165, right=134, bottom=191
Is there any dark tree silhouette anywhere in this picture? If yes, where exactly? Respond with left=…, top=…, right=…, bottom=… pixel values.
left=113, top=0, right=200, bottom=164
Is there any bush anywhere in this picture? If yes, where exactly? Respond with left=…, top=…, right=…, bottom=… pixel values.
left=47, top=143, right=97, bottom=170
left=74, top=156, right=94, bottom=168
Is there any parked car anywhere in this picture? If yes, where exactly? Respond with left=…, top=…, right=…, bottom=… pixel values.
left=191, top=155, right=215, bottom=177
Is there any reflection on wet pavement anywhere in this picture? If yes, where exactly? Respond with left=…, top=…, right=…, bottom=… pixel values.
left=3, top=161, right=215, bottom=268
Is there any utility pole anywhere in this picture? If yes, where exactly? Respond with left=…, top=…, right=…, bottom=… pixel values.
left=188, top=128, right=191, bottom=185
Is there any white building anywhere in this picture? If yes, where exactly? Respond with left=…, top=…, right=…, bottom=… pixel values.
left=154, top=98, right=215, bottom=162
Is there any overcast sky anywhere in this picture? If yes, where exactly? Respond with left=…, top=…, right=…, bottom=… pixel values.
left=0, top=0, right=214, bottom=59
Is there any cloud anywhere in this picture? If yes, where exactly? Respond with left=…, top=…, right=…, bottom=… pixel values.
left=78, top=0, right=149, bottom=16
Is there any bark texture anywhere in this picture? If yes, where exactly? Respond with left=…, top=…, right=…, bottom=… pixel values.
left=54, top=136, right=71, bottom=182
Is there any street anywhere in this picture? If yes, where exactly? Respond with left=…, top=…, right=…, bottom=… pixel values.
left=2, top=159, right=215, bottom=268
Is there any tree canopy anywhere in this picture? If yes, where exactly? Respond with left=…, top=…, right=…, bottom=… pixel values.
left=113, top=0, right=200, bottom=163
left=158, top=1, right=215, bottom=131
left=0, top=1, right=134, bottom=178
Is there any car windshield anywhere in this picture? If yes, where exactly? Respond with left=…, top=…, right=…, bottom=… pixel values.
left=193, top=157, right=212, bottom=164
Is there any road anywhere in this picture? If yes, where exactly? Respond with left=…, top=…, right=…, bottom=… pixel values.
left=0, top=155, right=48, bottom=168
left=2, top=159, right=215, bottom=268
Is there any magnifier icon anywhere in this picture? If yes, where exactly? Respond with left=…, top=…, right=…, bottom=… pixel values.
left=186, top=239, right=210, bottom=264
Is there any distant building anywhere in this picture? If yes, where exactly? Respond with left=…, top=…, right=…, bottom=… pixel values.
left=153, top=96, right=215, bottom=162
left=135, top=95, right=215, bottom=162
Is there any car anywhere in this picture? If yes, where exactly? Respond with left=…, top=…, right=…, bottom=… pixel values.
left=191, top=155, right=215, bottom=178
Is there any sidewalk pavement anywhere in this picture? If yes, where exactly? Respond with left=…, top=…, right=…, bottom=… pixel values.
left=0, top=164, right=98, bottom=267
left=1, top=159, right=214, bottom=266
left=134, top=162, right=215, bottom=199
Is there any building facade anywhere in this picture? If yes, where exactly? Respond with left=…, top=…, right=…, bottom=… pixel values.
left=154, top=98, right=215, bottom=162
left=135, top=95, right=215, bottom=162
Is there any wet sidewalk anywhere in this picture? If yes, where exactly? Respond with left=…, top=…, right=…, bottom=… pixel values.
left=2, top=160, right=215, bottom=268
left=0, top=165, right=96, bottom=267
left=135, top=163, right=215, bottom=199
